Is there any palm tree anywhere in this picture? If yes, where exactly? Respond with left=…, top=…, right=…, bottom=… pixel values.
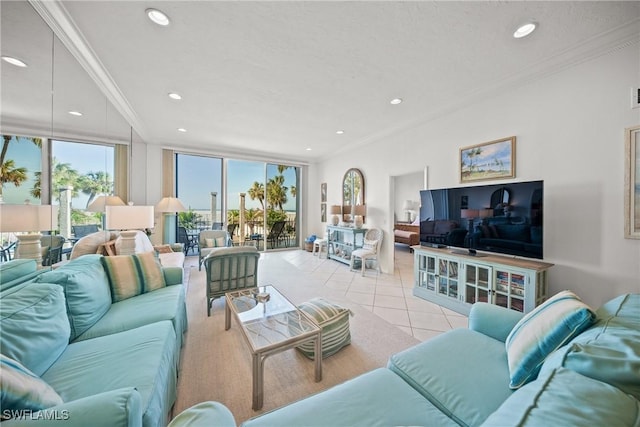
left=247, top=182, right=265, bottom=209
left=78, top=171, right=113, bottom=208
left=0, top=135, right=42, bottom=200
left=267, top=175, right=288, bottom=210
left=244, top=208, right=262, bottom=234
left=52, top=160, right=81, bottom=200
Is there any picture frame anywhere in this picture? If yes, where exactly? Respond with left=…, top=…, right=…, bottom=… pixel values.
left=624, top=125, right=640, bottom=239
left=460, top=136, right=516, bottom=183
left=320, top=203, right=326, bottom=223
left=321, top=182, right=327, bottom=203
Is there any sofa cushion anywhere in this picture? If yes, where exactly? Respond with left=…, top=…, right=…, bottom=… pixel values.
left=169, top=402, right=237, bottom=427
left=0, top=354, right=63, bottom=414
left=75, top=284, right=187, bottom=353
left=0, top=259, right=37, bottom=290
left=42, top=321, right=178, bottom=427
left=495, top=224, right=529, bottom=242
left=0, top=283, right=70, bottom=376
left=481, top=367, right=640, bottom=427
left=420, top=220, right=435, bottom=234
left=388, top=328, right=513, bottom=427
left=505, top=290, right=595, bottom=389
left=35, top=254, right=112, bottom=341
left=434, top=220, right=456, bottom=235
left=540, top=293, right=640, bottom=400
left=242, top=368, right=459, bottom=427
left=294, top=298, right=352, bottom=359
left=102, top=252, right=166, bottom=302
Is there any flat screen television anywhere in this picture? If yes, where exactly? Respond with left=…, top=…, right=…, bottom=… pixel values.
left=419, top=180, right=543, bottom=259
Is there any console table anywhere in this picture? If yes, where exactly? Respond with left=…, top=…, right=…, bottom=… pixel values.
left=413, top=245, right=553, bottom=315
left=327, top=225, right=366, bottom=265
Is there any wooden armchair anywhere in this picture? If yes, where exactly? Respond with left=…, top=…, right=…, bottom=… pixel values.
left=203, top=246, right=260, bottom=316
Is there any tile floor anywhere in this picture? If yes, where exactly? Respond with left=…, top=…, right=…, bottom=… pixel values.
left=194, top=243, right=468, bottom=342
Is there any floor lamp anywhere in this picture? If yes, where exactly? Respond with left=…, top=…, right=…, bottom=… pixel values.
left=155, top=197, right=187, bottom=244
left=0, top=204, right=56, bottom=266
left=106, top=205, right=155, bottom=255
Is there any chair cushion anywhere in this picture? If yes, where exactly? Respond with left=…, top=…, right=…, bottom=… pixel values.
left=0, top=283, right=70, bottom=376
left=101, top=252, right=166, bottom=302
left=35, top=254, right=112, bottom=341
left=0, top=354, right=63, bottom=415
left=505, top=290, right=596, bottom=389
left=294, top=298, right=352, bottom=359
left=481, top=367, right=640, bottom=427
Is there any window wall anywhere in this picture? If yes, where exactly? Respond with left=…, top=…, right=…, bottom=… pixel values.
left=175, top=153, right=223, bottom=231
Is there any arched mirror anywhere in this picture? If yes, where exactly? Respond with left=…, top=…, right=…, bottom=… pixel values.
left=342, top=168, right=364, bottom=222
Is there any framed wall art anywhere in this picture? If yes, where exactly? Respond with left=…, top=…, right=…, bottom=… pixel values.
left=321, top=182, right=327, bottom=203
left=460, top=136, right=516, bottom=183
left=321, top=203, right=327, bottom=223
left=625, top=125, right=640, bottom=239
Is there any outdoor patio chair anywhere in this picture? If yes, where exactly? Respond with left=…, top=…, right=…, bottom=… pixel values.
left=204, top=246, right=260, bottom=316
left=71, top=224, right=100, bottom=240
left=266, top=220, right=286, bottom=249
left=41, top=235, right=65, bottom=266
left=177, top=226, right=197, bottom=255
left=0, top=241, right=16, bottom=262
left=198, top=230, right=232, bottom=270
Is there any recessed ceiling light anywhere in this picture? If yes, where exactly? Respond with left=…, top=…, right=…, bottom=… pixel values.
left=513, top=22, right=537, bottom=39
left=306, top=148, right=312, bottom=151
left=177, top=128, right=187, bottom=132
left=390, top=98, right=403, bottom=105
left=146, top=8, right=170, bottom=26
left=68, top=111, right=83, bottom=116
left=1, top=56, right=27, bottom=67
left=168, top=93, right=182, bottom=100
left=336, top=130, right=345, bottom=135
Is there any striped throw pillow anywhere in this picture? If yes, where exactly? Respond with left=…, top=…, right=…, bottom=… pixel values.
left=0, top=354, right=63, bottom=416
left=505, top=290, right=595, bottom=389
left=295, top=298, right=352, bottom=360
left=101, top=251, right=166, bottom=302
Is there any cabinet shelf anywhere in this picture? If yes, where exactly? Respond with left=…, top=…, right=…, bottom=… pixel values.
left=412, top=246, right=553, bottom=315
left=327, top=225, right=367, bottom=265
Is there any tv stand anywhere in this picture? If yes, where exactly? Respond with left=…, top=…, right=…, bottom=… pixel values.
left=412, top=245, right=553, bottom=315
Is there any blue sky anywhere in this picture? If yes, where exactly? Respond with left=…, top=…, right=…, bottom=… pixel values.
left=3, top=139, right=297, bottom=212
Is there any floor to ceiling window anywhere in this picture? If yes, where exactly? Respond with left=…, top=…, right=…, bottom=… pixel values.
left=178, top=155, right=300, bottom=251
left=175, top=153, right=223, bottom=232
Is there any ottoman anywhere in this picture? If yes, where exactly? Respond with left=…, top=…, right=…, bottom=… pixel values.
left=296, top=298, right=352, bottom=359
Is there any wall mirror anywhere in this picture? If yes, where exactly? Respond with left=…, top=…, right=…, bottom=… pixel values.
left=1, top=1, right=130, bottom=268
left=342, top=168, right=364, bottom=222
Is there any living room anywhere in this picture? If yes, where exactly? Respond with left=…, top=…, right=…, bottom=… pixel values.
left=1, top=1, right=639, bottom=426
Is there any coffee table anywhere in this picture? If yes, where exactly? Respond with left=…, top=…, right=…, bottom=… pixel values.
left=225, top=285, right=322, bottom=410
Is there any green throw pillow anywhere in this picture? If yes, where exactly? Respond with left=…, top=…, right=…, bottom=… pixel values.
left=294, top=298, right=352, bottom=360
left=101, top=251, right=166, bottom=302
left=0, top=354, right=63, bottom=416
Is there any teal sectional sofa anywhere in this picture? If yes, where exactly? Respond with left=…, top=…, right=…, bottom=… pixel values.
left=0, top=254, right=188, bottom=427
left=171, top=293, right=639, bottom=426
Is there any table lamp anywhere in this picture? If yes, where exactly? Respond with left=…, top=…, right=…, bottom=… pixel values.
left=330, top=205, right=341, bottom=226
left=155, top=197, right=187, bottom=244
left=106, top=204, right=154, bottom=255
left=87, top=195, right=125, bottom=229
left=0, top=204, right=56, bottom=265
left=353, top=204, right=366, bottom=229
left=402, top=200, right=414, bottom=222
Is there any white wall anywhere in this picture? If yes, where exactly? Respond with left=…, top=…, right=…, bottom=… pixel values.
left=313, top=43, right=640, bottom=308
left=393, top=171, right=423, bottom=223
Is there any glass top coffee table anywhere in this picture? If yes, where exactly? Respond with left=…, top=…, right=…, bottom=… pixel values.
left=225, top=285, right=322, bottom=410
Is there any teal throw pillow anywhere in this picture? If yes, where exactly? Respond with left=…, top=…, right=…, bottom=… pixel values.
left=0, top=354, right=63, bottom=417
left=101, top=252, right=166, bottom=302
left=505, top=290, right=595, bottom=389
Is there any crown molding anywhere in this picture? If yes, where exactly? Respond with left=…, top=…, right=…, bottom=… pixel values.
left=28, top=0, right=149, bottom=143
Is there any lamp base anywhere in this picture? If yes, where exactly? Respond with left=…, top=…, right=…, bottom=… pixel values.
left=16, top=233, right=43, bottom=265
left=406, top=211, right=412, bottom=222
left=118, top=230, right=138, bottom=256
left=331, top=215, right=339, bottom=226
left=354, top=215, right=364, bottom=229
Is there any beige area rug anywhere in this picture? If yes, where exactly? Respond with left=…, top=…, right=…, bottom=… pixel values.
left=172, top=254, right=419, bottom=424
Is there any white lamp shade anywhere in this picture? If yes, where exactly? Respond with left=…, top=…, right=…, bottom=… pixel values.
left=87, top=195, right=125, bottom=212
left=155, top=197, right=187, bottom=213
left=402, top=200, right=413, bottom=211
left=0, top=204, right=57, bottom=232
left=106, top=205, right=154, bottom=230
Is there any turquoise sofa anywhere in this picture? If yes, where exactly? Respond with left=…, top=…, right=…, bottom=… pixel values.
left=0, top=254, right=188, bottom=427
left=171, top=293, right=639, bottom=426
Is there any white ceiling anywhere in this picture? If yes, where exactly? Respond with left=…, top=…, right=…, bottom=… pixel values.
left=3, top=1, right=639, bottom=163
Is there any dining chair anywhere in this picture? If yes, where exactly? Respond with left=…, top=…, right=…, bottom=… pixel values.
left=350, top=228, right=383, bottom=276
